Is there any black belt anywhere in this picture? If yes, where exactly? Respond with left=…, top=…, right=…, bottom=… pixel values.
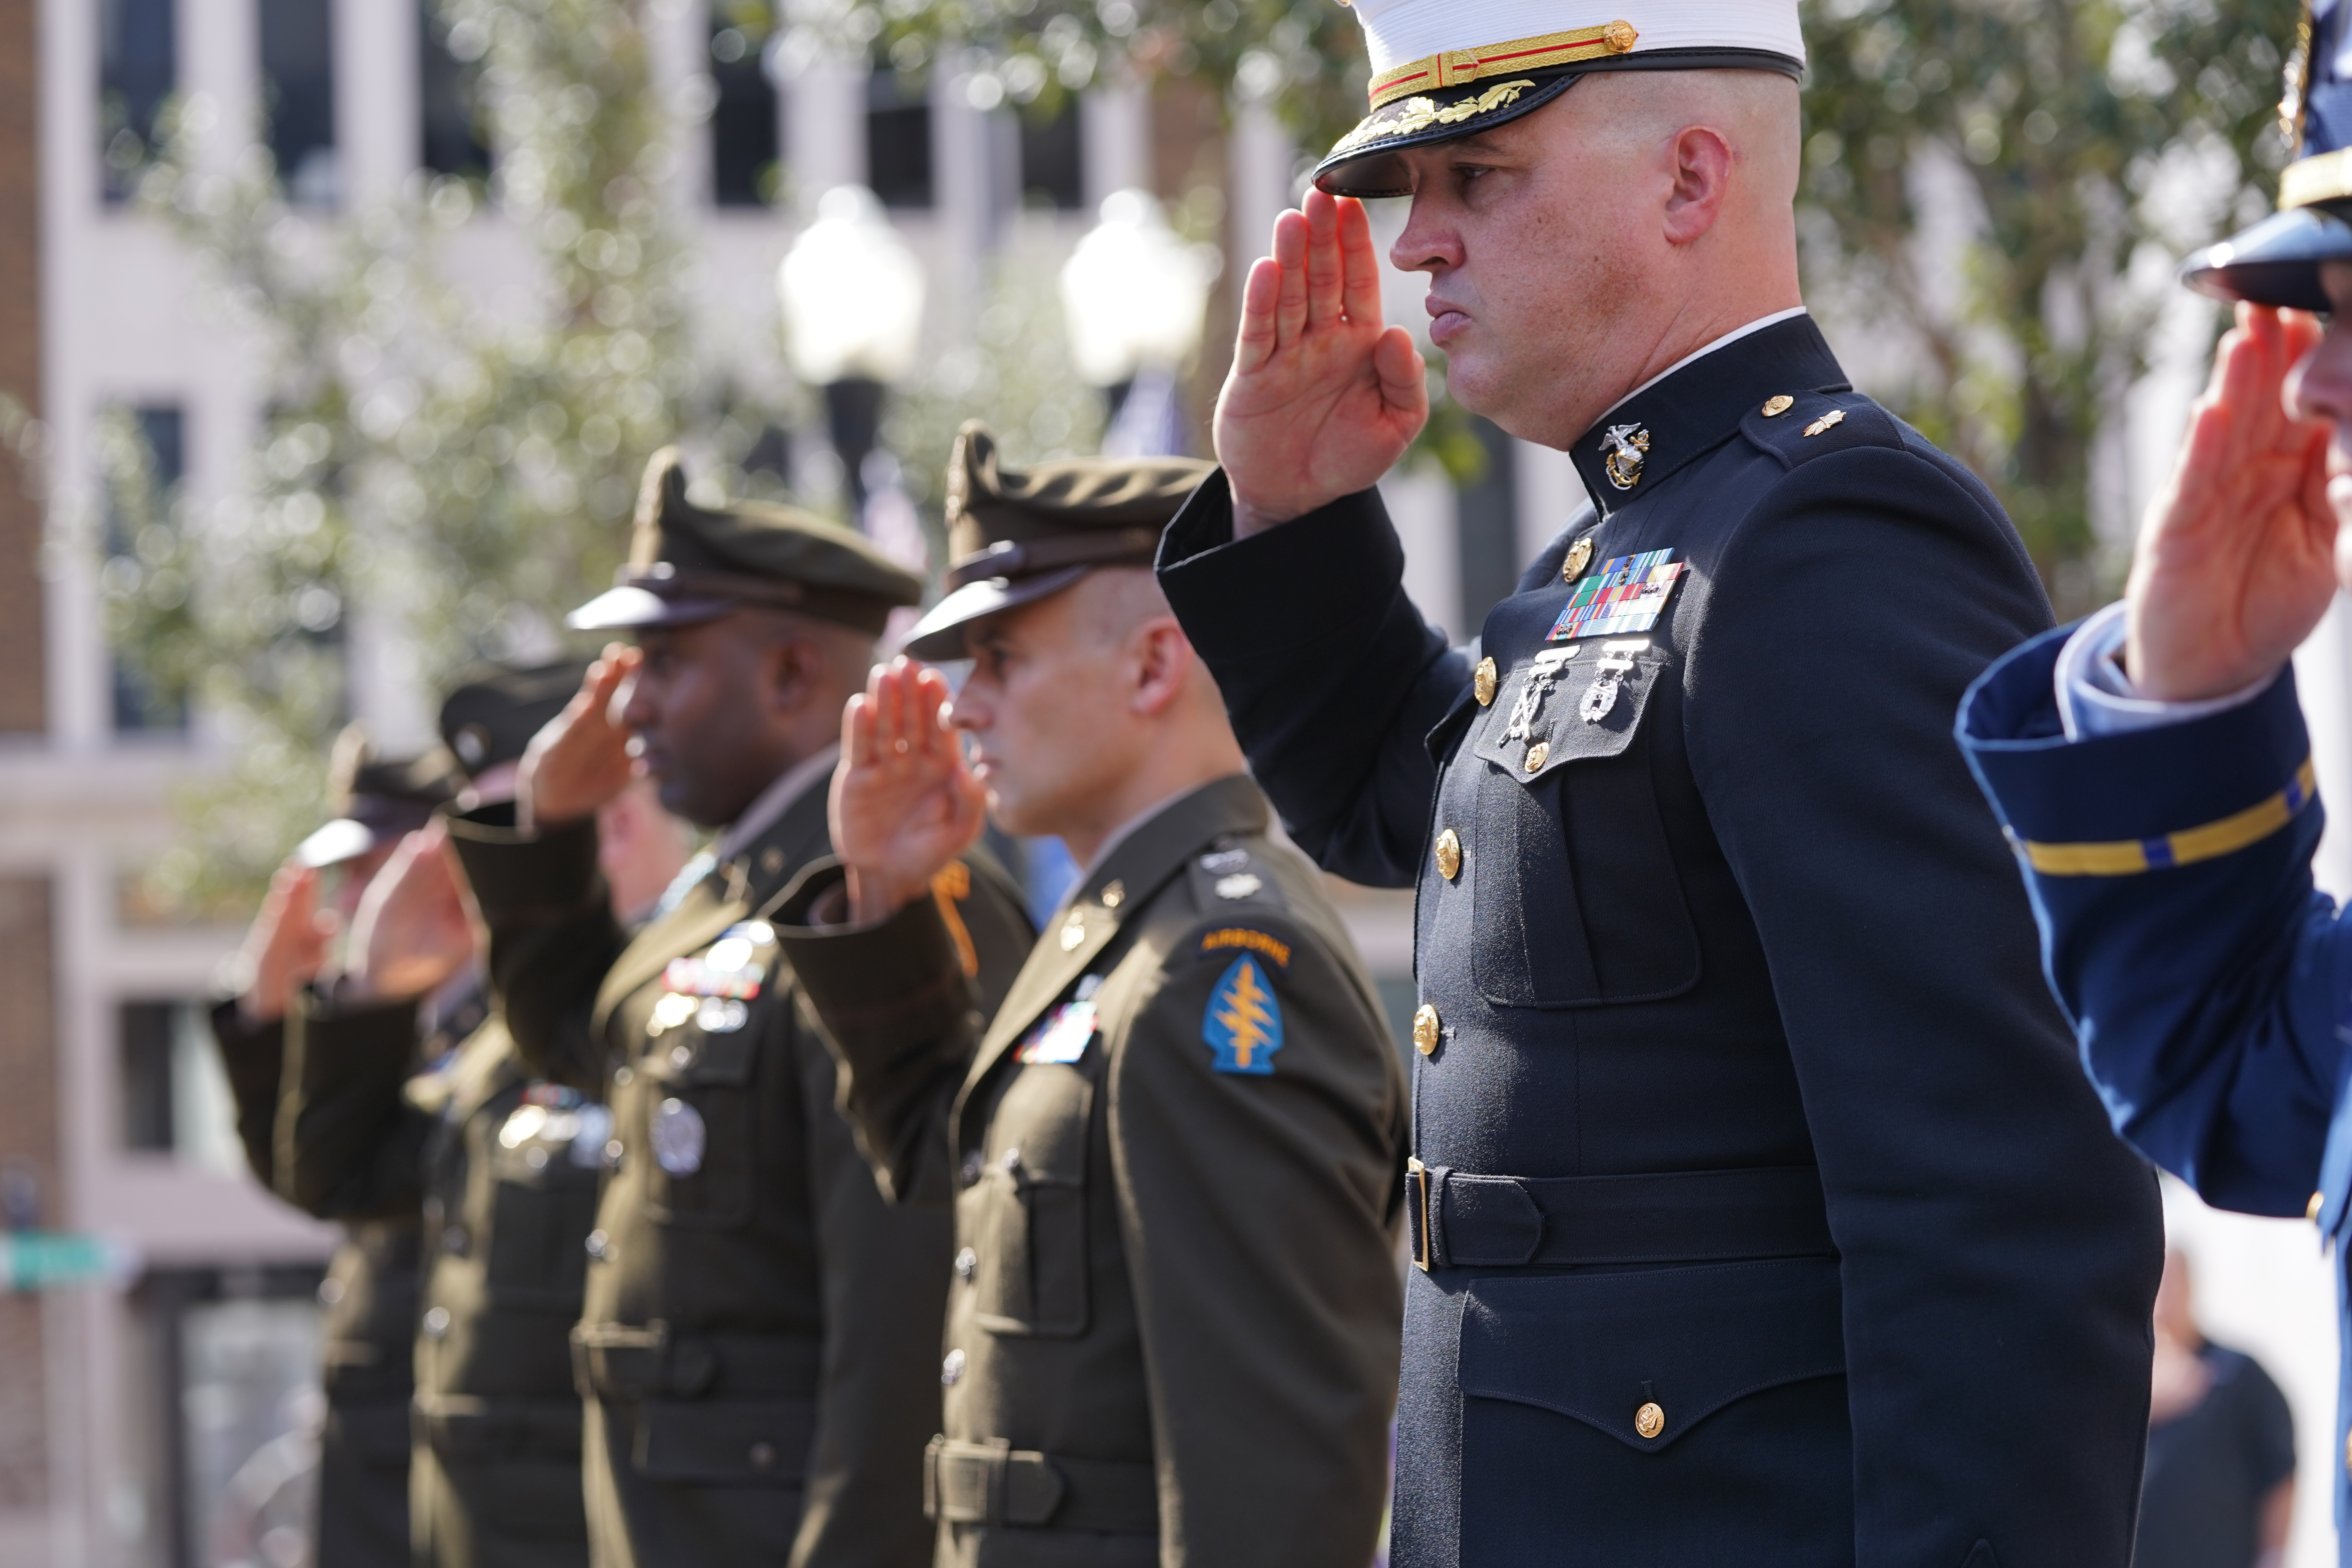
left=414, top=1395, right=583, bottom=1459
left=925, top=1437, right=1159, bottom=1534
left=1405, top=1160, right=1835, bottom=1271
left=571, top=1320, right=821, bottom=1401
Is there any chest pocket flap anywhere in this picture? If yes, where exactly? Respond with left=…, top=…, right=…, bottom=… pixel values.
left=1469, top=640, right=1669, bottom=784
left=972, top=1062, right=1093, bottom=1339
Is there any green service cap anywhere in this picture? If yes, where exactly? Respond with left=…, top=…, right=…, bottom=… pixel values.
left=900, top=422, right=1213, bottom=661
left=293, top=724, right=463, bottom=869
left=437, top=659, right=592, bottom=777
left=568, top=447, right=924, bottom=636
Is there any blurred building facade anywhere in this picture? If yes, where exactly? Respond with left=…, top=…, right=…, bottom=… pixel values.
left=0, top=2, right=1594, bottom=1563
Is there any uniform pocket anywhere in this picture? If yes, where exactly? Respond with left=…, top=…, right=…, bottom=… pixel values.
left=641, top=1016, right=759, bottom=1231
left=632, top=1397, right=814, bottom=1487
left=972, top=1063, right=1093, bottom=1339
left=1463, top=642, right=1698, bottom=1007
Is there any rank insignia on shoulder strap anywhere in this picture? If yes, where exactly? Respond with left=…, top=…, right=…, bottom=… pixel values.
left=1203, top=955, right=1283, bottom=1075
left=1549, top=549, right=1686, bottom=642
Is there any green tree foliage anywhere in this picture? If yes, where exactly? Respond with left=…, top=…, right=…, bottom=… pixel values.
left=1798, top=0, right=2298, bottom=606
left=109, top=0, right=804, bottom=919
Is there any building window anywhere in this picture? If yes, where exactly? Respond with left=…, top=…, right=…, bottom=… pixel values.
left=710, top=10, right=779, bottom=207
left=119, top=999, right=249, bottom=1173
left=260, top=0, right=338, bottom=206
left=1019, top=100, right=1083, bottom=211
left=99, top=0, right=176, bottom=204
left=107, top=405, right=189, bottom=735
left=866, top=69, right=933, bottom=209
left=419, top=1, right=489, bottom=180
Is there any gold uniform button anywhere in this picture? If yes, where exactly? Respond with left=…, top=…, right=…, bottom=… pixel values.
left=1634, top=1402, right=1665, bottom=1440
left=1434, top=828, right=1462, bottom=880
left=1412, top=1004, right=1441, bottom=1056
left=1761, top=394, right=1795, bottom=417
left=1100, top=879, right=1125, bottom=909
left=1562, top=535, right=1593, bottom=581
left=1474, top=657, right=1497, bottom=706
left=1524, top=742, right=1550, bottom=772
left=2311, top=1191, right=2327, bottom=1221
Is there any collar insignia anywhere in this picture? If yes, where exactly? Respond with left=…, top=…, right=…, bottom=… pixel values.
left=1601, top=424, right=1650, bottom=490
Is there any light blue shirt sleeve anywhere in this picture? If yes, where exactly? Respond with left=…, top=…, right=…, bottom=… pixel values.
left=2054, top=601, right=2277, bottom=740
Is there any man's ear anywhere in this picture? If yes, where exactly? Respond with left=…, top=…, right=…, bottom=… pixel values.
left=761, top=632, right=820, bottom=718
left=1661, top=124, right=1733, bottom=247
left=1127, top=617, right=1194, bottom=717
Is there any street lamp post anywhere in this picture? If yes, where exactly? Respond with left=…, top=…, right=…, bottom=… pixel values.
left=778, top=184, right=927, bottom=519
left=1058, top=189, right=1220, bottom=456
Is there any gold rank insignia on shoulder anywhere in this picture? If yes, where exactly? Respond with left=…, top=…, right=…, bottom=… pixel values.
left=1562, top=535, right=1593, bottom=581
left=1601, top=424, right=1649, bottom=490
left=1762, top=395, right=1794, bottom=417
left=1474, top=657, right=1498, bottom=706
left=1803, top=409, right=1846, bottom=438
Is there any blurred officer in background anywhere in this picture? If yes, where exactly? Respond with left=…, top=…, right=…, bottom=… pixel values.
left=771, top=427, right=1407, bottom=1568
left=437, top=450, right=1029, bottom=1567
left=1956, top=5, right=2352, bottom=1549
left=1153, top=0, right=2163, bottom=1562
left=212, top=730, right=459, bottom=1568
left=267, top=661, right=690, bottom=1568
left=2137, top=1250, right=2296, bottom=1568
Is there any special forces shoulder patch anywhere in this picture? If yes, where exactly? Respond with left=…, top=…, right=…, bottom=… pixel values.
left=1203, top=954, right=1284, bottom=1076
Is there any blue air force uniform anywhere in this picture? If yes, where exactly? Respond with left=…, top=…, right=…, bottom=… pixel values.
left=1960, top=0, right=2352, bottom=1549
left=1158, top=313, right=2162, bottom=1566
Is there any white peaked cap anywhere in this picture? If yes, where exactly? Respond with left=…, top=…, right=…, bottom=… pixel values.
left=1351, top=0, right=1805, bottom=79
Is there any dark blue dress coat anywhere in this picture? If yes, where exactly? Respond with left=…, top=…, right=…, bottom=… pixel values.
left=1157, top=316, right=2162, bottom=1568
left=1961, top=627, right=2352, bottom=1555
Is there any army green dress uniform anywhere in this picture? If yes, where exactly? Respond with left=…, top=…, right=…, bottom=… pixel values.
left=209, top=739, right=461, bottom=1568
left=272, top=662, right=606, bottom=1568
left=447, top=451, right=1033, bottom=1568
left=772, top=432, right=1410, bottom=1568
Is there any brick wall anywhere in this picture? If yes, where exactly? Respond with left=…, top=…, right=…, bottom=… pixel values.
left=0, top=877, right=56, bottom=1516
left=0, top=0, right=43, bottom=734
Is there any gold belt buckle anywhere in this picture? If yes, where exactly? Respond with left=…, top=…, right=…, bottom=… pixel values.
left=1408, top=1157, right=1432, bottom=1272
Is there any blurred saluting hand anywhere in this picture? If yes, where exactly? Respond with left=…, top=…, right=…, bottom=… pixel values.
left=833, top=658, right=986, bottom=925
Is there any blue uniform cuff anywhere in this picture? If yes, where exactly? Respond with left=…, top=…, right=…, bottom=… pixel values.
left=1156, top=471, right=1403, bottom=659
left=1959, top=626, right=2311, bottom=868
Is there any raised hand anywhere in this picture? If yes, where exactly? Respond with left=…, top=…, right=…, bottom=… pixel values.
left=2127, top=304, right=2337, bottom=701
left=234, top=860, right=333, bottom=1024
left=1215, top=189, right=1430, bottom=536
left=519, top=644, right=641, bottom=828
left=833, top=658, right=987, bottom=924
left=343, top=824, right=479, bottom=1004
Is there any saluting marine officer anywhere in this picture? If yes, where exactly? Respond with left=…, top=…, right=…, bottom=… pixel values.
left=267, top=662, right=690, bottom=1568
left=1959, top=10, right=2352, bottom=1548
left=443, top=450, right=1029, bottom=1567
left=211, top=732, right=461, bottom=1568
left=1154, top=2, right=2162, bottom=1563
left=770, top=426, right=1407, bottom=1568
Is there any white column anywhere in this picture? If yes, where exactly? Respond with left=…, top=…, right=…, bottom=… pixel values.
left=931, top=62, right=997, bottom=312
left=2294, top=595, right=2352, bottom=901
left=1381, top=465, right=1461, bottom=641
left=179, top=0, right=261, bottom=163
left=781, top=51, right=866, bottom=211
left=1513, top=440, right=1586, bottom=564
left=1226, top=99, right=1292, bottom=300
left=647, top=0, right=709, bottom=213
left=40, top=0, right=103, bottom=752
left=333, top=0, right=419, bottom=207
left=1079, top=78, right=1149, bottom=207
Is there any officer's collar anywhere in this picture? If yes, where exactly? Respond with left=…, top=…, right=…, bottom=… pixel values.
left=1569, top=313, right=1848, bottom=517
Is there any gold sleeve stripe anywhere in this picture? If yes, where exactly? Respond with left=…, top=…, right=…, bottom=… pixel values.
left=1367, top=22, right=1637, bottom=110
left=2016, top=758, right=2317, bottom=876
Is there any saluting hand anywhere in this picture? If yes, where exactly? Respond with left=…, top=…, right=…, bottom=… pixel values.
left=834, top=658, right=986, bottom=925
left=343, top=824, right=478, bottom=1003
left=1216, top=189, right=1429, bottom=537
left=2127, top=304, right=2338, bottom=701
left=234, top=860, right=333, bottom=1024
left=519, top=645, right=641, bottom=828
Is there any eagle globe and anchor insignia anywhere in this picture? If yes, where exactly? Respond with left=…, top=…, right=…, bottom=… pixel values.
left=1601, top=423, right=1650, bottom=489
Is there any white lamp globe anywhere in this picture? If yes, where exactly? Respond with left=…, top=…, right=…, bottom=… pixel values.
left=777, top=185, right=928, bottom=386
left=1059, top=189, right=1221, bottom=388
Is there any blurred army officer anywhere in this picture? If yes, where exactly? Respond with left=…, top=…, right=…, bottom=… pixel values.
left=267, top=662, right=690, bottom=1568
left=439, top=452, right=1029, bottom=1567
left=771, top=426, right=1408, bottom=1568
left=211, top=731, right=460, bottom=1568
left=1958, top=8, right=2352, bottom=1546
left=1152, top=1, right=2164, bottom=1563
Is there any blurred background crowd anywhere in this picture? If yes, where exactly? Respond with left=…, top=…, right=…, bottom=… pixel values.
left=0, top=0, right=2345, bottom=1563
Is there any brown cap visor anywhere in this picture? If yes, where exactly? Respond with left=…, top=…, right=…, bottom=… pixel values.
left=568, top=566, right=902, bottom=635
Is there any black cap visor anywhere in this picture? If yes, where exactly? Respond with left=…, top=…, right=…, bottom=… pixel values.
left=2180, top=207, right=2352, bottom=313
left=1314, top=49, right=1805, bottom=199
left=900, top=567, right=1093, bottom=662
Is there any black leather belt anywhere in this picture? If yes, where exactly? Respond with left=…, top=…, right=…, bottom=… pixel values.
left=571, top=1320, right=821, bottom=1401
left=1405, top=1160, right=1835, bottom=1271
left=925, top=1437, right=1159, bottom=1534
